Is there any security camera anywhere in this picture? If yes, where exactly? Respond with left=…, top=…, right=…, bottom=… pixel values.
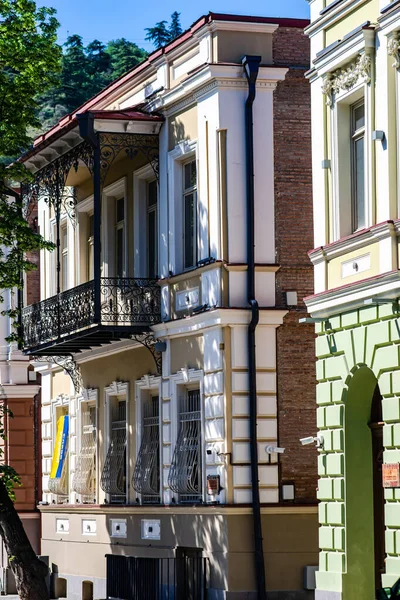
left=265, top=445, right=285, bottom=454
left=300, top=436, right=316, bottom=446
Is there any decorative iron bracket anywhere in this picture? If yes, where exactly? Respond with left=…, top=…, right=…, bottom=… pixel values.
left=131, top=333, right=162, bottom=375
left=33, top=355, right=83, bottom=394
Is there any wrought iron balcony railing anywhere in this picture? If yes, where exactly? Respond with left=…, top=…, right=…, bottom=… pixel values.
left=22, top=277, right=161, bottom=354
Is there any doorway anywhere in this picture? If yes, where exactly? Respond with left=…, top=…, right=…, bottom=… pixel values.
left=369, top=384, right=385, bottom=590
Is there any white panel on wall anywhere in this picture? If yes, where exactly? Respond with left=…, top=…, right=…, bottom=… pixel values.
left=258, top=442, right=277, bottom=463
left=42, top=475, right=49, bottom=490
left=201, top=269, right=221, bottom=308
left=163, top=468, right=170, bottom=487
left=255, top=272, right=276, bottom=306
left=162, top=403, right=170, bottom=421
left=232, top=442, right=250, bottom=463
left=259, top=465, right=279, bottom=486
left=233, top=466, right=251, bottom=486
left=82, top=520, right=97, bottom=535
left=204, top=371, right=224, bottom=395
left=229, top=272, right=247, bottom=307
left=205, top=395, right=224, bottom=418
left=232, top=372, right=249, bottom=393
left=259, top=489, right=279, bottom=503
left=162, top=381, right=170, bottom=398
left=234, top=489, right=252, bottom=504
left=232, top=418, right=250, bottom=440
left=162, top=446, right=171, bottom=465
left=42, top=441, right=52, bottom=456
left=232, top=395, right=249, bottom=416
left=257, top=396, right=277, bottom=416
left=205, top=418, right=224, bottom=441
left=69, top=398, right=76, bottom=415
left=70, top=455, right=76, bottom=471
left=204, top=327, right=223, bottom=371
left=257, top=419, right=277, bottom=439
left=69, top=436, right=76, bottom=454
left=231, top=326, right=247, bottom=368
left=256, top=372, right=276, bottom=393
left=255, top=326, right=276, bottom=369
left=42, top=405, right=51, bottom=421
left=162, top=423, right=171, bottom=443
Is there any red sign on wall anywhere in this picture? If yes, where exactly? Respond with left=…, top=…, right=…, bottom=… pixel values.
left=383, top=463, right=400, bottom=488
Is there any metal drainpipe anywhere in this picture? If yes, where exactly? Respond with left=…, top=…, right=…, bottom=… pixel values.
left=242, top=55, right=266, bottom=600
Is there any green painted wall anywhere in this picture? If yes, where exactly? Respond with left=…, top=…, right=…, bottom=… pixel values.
left=315, top=303, right=400, bottom=598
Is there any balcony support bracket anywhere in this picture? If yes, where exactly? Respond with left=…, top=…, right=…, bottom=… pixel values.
left=131, top=333, right=162, bottom=375
left=34, top=355, right=82, bottom=394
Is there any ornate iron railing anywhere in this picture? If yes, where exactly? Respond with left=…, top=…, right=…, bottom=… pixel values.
left=22, top=277, right=160, bottom=350
left=132, top=395, right=160, bottom=504
left=168, top=389, right=202, bottom=503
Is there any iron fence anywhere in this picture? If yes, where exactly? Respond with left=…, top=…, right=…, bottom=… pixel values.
left=106, top=554, right=208, bottom=600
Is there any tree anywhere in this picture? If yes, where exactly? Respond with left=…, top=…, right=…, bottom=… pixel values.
left=106, top=38, right=147, bottom=79
left=145, top=12, right=183, bottom=49
left=0, top=1, right=61, bottom=597
left=60, top=34, right=90, bottom=112
left=169, top=11, right=182, bottom=40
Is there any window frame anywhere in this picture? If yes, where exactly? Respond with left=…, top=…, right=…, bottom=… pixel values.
left=147, top=179, right=158, bottom=279
left=72, top=388, right=98, bottom=504
left=350, top=100, right=366, bottom=232
left=182, top=159, right=198, bottom=271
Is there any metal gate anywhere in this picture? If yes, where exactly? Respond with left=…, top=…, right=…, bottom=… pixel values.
left=106, top=554, right=208, bottom=600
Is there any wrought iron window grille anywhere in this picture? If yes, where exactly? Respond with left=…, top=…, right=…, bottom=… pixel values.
left=132, top=395, right=160, bottom=504
left=168, top=389, right=203, bottom=503
left=100, top=400, right=127, bottom=503
left=72, top=405, right=96, bottom=502
left=48, top=450, right=69, bottom=500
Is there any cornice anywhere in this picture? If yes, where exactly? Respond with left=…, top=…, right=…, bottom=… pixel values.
left=309, top=220, right=395, bottom=264
left=0, top=384, right=40, bottom=398
left=306, top=0, right=369, bottom=37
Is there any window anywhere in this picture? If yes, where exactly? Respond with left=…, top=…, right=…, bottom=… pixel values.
left=115, top=198, right=125, bottom=278
left=183, top=160, right=197, bottom=270
left=72, top=402, right=96, bottom=502
left=61, top=225, right=68, bottom=291
left=132, top=394, right=160, bottom=504
left=351, top=101, right=365, bottom=231
left=100, top=398, right=127, bottom=503
left=87, top=214, right=94, bottom=281
left=168, top=389, right=202, bottom=503
left=147, top=180, right=158, bottom=279
left=49, top=407, right=69, bottom=500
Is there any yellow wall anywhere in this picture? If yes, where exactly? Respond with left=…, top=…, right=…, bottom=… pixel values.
left=325, top=0, right=379, bottom=46
left=52, top=370, right=71, bottom=398
left=170, top=334, right=204, bottom=373
left=216, top=31, right=273, bottom=64
left=328, top=242, right=379, bottom=289
left=168, top=105, right=198, bottom=151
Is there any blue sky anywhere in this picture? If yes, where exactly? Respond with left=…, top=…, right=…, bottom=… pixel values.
left=36, top=0, right=309, bottom=52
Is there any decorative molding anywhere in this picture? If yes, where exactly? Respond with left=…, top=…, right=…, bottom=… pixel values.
left=34, top=355, right=82, bottom=394
left=322, top=53, right=371, bottom=106
left=104, top=381, right=129, bottom=399
left=388, top=33, right=400, bottom=68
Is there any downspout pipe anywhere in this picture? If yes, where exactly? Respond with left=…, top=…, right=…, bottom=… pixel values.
left=242, top=55, right=267, bottom=600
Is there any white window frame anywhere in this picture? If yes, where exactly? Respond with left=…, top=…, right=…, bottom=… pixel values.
left=102, top=178, right=128, bottom=278
left=133, top=165, right=159, bottom=278
left=331, top=82, right=370, bottom=240
left=169, top=368, right=205, bottom=504
left=72, top=388, right=98, bottom=503
left=350, top=99, right=366, bottom=232
left=76, top=195, right=94, bottom=284
left=168, top=140, right=198, bottom=274
left=103, top=381, right=130, bottom=504
left=133, top=375, right=162, bottom=503
left=182, top=158, right=198, bottom=271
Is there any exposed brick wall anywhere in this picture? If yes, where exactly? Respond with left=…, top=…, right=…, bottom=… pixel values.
left=273, top=27, right=317, bottom=503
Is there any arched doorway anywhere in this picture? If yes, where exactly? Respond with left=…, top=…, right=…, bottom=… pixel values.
left=343, top=367, right=385, bottom=599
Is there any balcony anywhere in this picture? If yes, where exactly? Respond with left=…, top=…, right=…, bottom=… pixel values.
left=22, top=277, right=161, bottom=355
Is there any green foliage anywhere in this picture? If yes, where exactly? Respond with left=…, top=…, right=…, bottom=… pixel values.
left=145, top=12, right=183, bottom=49
left=106, top=38, right=147, bottom=79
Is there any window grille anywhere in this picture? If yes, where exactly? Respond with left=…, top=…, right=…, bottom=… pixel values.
left=132, top=395, right=160, bottom=504
left=72, top=405, right=96, bottom=502
left=48, top=460, right=68, bottom=497
left=100, top=400, right=127, bottom=503
left=168, top=389, right=202, bottom=503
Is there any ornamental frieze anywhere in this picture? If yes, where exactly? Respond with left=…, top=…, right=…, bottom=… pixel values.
left=322, top=53, right=371, bottom=106
left=388, top=33, right=400, bottom=69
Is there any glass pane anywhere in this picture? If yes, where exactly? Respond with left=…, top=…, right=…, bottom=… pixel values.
left=88, top=241, right=94, bottom=280
left=353, top=104, right=365, bottom=132
left=62, top=253, right=68, bottom=291
left=116, top=227, right=124, bottom=277
left=184, top=161, right=196, bottom=190
left=148, top=209, right=157, bottom=279
left=62, top=227, right=67, bottom=250
left=88, top=214, right=94, bottom=238
left=184, top=193, right=196, bottom=269
left=116, top=198, right=124, bottom=223
left=354, top=137, right=365, bottom=230
left=148, top=181, right=157, bottom=208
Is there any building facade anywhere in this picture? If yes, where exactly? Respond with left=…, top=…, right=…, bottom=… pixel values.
left=21, top=13, right=317, bottom=600
left=306, top=0, right=400, bottom=598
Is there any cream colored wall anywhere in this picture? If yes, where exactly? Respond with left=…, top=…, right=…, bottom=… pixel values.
left=170, top=334, right=204, bottom=373
left=325, top=0, right=379, bottom=45
left=215, top=31, right=273, bottom=64
left=327, top=243, right=379, bottom=289
left=52, top=371, right=71, bottom=398
left=168, top=105, right=198, bottom=151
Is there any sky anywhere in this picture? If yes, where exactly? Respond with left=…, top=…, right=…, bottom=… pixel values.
left=36, top=0, right=309, bottom=52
